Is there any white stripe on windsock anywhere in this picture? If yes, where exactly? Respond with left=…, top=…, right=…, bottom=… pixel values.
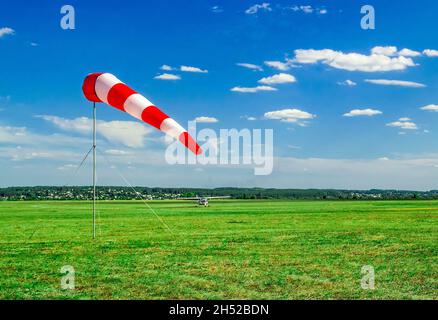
left=123, top=93, right=153, bottom=120
left=160, top=118, right=186, bottom=139
left=95, top=73, right=122, bottom=104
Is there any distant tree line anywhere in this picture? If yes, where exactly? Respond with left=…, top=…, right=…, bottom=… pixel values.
left=1, top=186, right=438, bottom=201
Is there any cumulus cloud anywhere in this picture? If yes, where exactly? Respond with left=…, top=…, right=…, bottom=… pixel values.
left=160, top=64, right=173, bottom=71
left=293, top=48, right=416, bottom=72
left=193, top=116, right=219, bottom=123
left=294, top=49, right=339, bottom=64
left=230, top=85, right=277, bottom=93
left=423, top=49, right=438, bottom=57
left=371, top=46, right=421, bottom=57
left=236, top=63, right=263, bottom=71
left=338, top=79, right=357, bottom=87
left=387, top=118, right=418, bottom=130
left=420, top=104, right=438, bottom=112
left=180, top=65, right=208, bottom=73
left=245, top=3, right=272, bottom=14
left=364, top=79, right=426, bottom=88
left=258, top=73, right=297, bottom=85
left=0, top=27, right=14, bottom=38
left=343, top=109, right=382, bottom=117
left=264, top=108, right=315, bottom=123
left=264, top=60, right=290, bottom=71
left=37, top=115, right=152, bottom=148
left=154, top=73, right=181, bottom=80
left=371, top=46, right=398, bottom=56
left=398, top=48, right=421, bottom=57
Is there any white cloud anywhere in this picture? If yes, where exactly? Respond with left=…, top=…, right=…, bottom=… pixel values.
left=343, top=109, right=382, bottom=117
left=0, top=125, right=88, bottom=146
left=193, top=116, right=219, bottom=123
left=372, top=46, right=421, bottom=57
left=160, top=64, right=173, bottom=71
left=104, top=149, right=130, bottom=156
left=287, top=5, right=327, bottom=14
left=180, top=65, right=208, bottom=73
left=299, top=5, right=313, bottom=13
left=294, top=49, right=338, bottom=64
left=0, top=27, right=14, bottom=38
left=387, top=119, right=418, bottom=130
left=154, top=73, right=181, bottom=81
left=371, top=46, right=398, bottom=56
left=264, top=60, right=290, bottom=71
left=258, top=73, right=296, bottom=85
left=398, top=117, right=411, bottom=121
left=236, top=63, right=263, bottom=71
left=365, top=79, right=426, bottom=88
left=230, top=85, right=277, bottom=93
left=289, top=5, right=313, bottom=13
left=294, top=48, right=416, bottom=72
left=211, top=5, right=223, bottom=13
left=264, top=108, right=315, bottom=123
left=398, top=48, right=421, bottom=57
left=37, top=115, right=152, bottom=148
left=57, top=164, right=76, bottom=171
left=30, top=42, right=38, bottom=47
left=9, top=150, right=78, bottom=162
left=7, top=150, right=438, bottom=189
left=0, top=126, right=28, bottom=143
left=420, top=104, right=438, bottom=112
left=423, top=49, right=438, bottom=57
left=245, top=3, right=272, bottom=14
left=337, top=79, right=357, bottom=87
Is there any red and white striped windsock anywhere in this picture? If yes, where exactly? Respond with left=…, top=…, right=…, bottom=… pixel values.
left=82, top=72, right=202, bottom=155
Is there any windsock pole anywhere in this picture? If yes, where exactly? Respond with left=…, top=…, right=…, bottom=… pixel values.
left=92, top=102, right=96, bottom=239
left=82, top=72, right=204, bottom=239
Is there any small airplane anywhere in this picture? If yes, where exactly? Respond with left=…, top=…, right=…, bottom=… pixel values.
left=177, top=196, right=231, bottom=206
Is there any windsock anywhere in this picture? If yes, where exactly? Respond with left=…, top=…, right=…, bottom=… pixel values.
left=82, top=73, right=202, bottom=155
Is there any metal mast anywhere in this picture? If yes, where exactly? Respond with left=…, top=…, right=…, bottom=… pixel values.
left=92, top=102, right=97, bottom=239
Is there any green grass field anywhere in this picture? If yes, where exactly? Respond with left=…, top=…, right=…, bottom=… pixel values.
left=0, top=200, right=436, bottom=300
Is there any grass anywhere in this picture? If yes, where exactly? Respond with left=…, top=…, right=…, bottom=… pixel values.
left=0, top=199, right=436, bottom=300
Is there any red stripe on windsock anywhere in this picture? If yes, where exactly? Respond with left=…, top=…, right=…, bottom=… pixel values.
left=141, top=106, right=169, bottom=129
left=107, top=83, right=137, bottom=111
left=82, top=73, right=104, bottom=102
left=179, top=132, right=202, bottom=155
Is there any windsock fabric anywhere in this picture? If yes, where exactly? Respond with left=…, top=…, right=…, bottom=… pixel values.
left=82, top=73, right=202, bottom=155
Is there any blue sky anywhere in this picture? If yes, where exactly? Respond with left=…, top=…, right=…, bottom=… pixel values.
left=1, top=0, right=438, bottom=189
